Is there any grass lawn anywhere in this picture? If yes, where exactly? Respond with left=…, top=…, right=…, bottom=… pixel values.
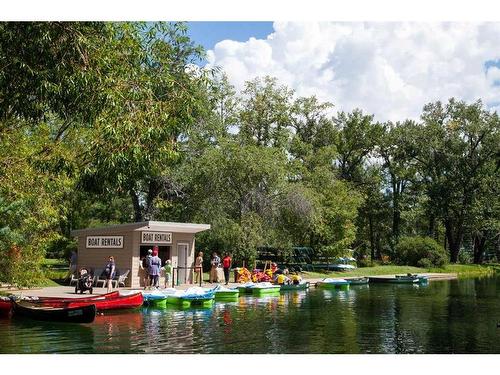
left=39, top=258, right=69, bottom=287
left=300, top=263, right=500, bottom=279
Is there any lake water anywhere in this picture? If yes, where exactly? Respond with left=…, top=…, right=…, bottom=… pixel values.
left=1, top=276, right=499, bottom=354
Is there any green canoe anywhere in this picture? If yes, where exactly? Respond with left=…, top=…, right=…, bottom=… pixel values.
left=368, top=276, right=419, bottom=284
left=346, top=277, right=369, bottom=285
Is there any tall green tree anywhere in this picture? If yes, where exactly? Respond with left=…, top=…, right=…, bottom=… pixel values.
left=80, top=22, right=210, bottom=222
left=416, top=99, right=500, bottom=262
left=378, top=120, right=419, bottom=247
left=238, top=76, right=294, bottom=149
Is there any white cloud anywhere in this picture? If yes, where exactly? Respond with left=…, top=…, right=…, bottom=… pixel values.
left=206, top=22, right=500, bottom=122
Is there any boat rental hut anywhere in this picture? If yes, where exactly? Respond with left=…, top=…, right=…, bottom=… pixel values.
left=71, top=221, right=211, bottom=288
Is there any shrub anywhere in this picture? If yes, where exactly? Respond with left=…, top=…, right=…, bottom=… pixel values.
left=395, top=236, right=448, bottom=268
left=458, top=248, right=472, bottom=264
left=416, top=258, right=433, bottom=269
left=357, top=257, right=372, bottom=268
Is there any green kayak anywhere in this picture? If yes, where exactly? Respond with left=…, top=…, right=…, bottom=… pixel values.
left=280, top=282, right=310, bottom=291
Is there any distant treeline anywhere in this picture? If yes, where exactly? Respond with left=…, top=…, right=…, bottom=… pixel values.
left=0, top=22, right=499, bottom=286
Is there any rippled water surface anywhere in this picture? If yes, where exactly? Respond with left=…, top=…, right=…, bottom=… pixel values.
left=1, top=276, right=499, bottom=354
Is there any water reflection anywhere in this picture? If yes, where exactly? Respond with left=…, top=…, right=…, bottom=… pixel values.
left=0, top=277, right=499, bottom=354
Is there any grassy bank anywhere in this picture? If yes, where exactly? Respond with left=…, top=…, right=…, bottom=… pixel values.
left=300, top=263, right=500, bottom=279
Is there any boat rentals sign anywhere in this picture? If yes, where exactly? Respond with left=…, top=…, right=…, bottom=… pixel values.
left=86, top=236, right=124, bottom=248
left=141, top=231, right=172, bottom=244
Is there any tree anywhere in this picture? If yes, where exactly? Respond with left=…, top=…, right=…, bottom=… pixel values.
left=80, top=22, right=210, bottom=222
left=238, top=76, right=294, bottom=149
left=378, top=120, right=419, bottom=246
left=416, top=99, right=500, bottom=262
left=333, top=109, right=383, bottom=183
left=181, top=140, right=289, bottom=263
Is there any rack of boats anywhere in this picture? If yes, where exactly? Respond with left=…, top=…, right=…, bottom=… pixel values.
left=0, top=274, right=428, bottom=324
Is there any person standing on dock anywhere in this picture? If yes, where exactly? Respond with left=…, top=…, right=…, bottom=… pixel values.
left=194, top=251, right=204, bottom=284
left=149, top=249, right=162, bottom=289
left=222, top=253, right=232, bottom=285
left=104, top=256, right=116, bottom=292
left=209, top=252, right=221, bottom=283
left=163, top=259, right=172, bottom=288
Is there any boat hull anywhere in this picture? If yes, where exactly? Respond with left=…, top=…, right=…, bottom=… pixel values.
left=36, top=292, right=144, bottom=311
left=317, top=282, right=350, bottom=290
left=36, top=291, right=119, bottom=302
left=215, top=291, right=240, bottom=301
left=14, top=301, right=96, bottom=323
left=252, top=287, right=281, bottom=296
left=0, top=299, right=13, bottom=316
left=346, top=278, right=369, bottom=285
left=238, top=287, right=254, bottom=294
left=166, top=295, right=214, bottom=308
left=280, top=282, right=310, bottom=291
left=368, top=277, right=420, bottom=284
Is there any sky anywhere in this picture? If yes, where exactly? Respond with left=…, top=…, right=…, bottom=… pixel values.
left=186, top=22, right=500, bottom=122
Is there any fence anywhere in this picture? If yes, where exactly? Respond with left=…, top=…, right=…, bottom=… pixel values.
left=172, top=266, right=203, bottom=287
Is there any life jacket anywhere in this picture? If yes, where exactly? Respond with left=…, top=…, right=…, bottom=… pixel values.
left=277, top=274, right=286, bottom=285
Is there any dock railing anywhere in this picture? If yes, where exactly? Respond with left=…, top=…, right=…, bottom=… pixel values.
left=172, top=266, right=203, bottom=287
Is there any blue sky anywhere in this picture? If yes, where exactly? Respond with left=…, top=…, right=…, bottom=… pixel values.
left=187, top=22, right=274, bottom=53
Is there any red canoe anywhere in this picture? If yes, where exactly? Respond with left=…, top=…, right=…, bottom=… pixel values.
left=37, top=292, right=144, bottom=311
left=36, top=291, right=120, bottom=302
left=0, top=298, right=13, bottom=316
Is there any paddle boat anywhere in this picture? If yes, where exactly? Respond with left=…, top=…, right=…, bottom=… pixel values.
left=316, top=278, right=350, bottom=290
left=238, top=282, right=256, bottom=295
left=166, top=287, right=215, bottom=308
left=280, top=280, right=310, bottom=292
left=213, top=285, right=240, bottom=301
left=13, top=300, right=96, bottom=323
left=250, top=282, right=281, bottom=296
left=142, top=290, right=169, bottom=308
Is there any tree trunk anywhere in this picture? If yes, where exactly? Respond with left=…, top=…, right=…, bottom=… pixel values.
left=129, top=190, right=143, bottom=222
left=375, top=233, right=382, bottom=260
left=391, top=177, right=401, bottom=244
left=473, top=233, right=487, bottom=264
left=427, top=213, right=435, bottom=238
left=496, top=235, right=500, bottom=263
left=368, top=214, right=375, bottom=260
left=445, top=219, right=463, bottom=263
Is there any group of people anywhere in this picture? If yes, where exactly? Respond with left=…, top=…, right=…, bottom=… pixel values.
left=139, top=249, right=172, bottom=289
left=194, top=251, right=232, bottom=285
left=270, top=262, right=302, bottom=285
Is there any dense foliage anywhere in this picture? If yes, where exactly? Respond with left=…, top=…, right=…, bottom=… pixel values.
left=394, top=236, right=448, bottom=268
left=1, top=22, right=499, bottom=286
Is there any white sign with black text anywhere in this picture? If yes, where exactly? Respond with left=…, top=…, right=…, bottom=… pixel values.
left=141, top=231, right=172, bottom=244
left=86, top=236, right=124, bottom=248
